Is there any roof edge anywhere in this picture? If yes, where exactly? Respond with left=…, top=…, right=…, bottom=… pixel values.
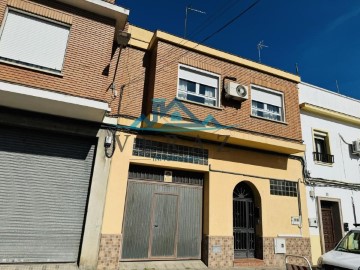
left=300, top=102, right=360, bottom=126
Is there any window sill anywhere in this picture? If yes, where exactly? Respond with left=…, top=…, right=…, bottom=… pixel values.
left=250, top=114, right=288, bottom=125
left=0, top=59, right=64, bottom=77
left=314, top=161, right=334, bottom=167
left=175, top=97, right=223, bottom=110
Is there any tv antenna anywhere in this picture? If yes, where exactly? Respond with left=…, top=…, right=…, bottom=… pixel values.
left=184, top=5, right=206, bottom=38
left=257, top=40, right=268, bottom=63
left=335, top=80, right=340, bottom=93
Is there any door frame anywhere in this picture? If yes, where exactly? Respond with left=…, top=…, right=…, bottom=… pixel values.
left=317, top=197, right=344, bottom=254
left=148, top=192, right=179, bottom=259
left=233, top=182, right=256, bottom=259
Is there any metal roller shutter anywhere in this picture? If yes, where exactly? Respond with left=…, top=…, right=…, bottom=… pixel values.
left=0, top=126, right=96, bottom=263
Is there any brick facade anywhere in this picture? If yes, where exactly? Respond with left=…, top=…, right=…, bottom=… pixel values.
left=147, top=40, right=302, bottom=142
left=0, top=0, right=119, bottom=106
left=110, top=46, right=147, bottom=117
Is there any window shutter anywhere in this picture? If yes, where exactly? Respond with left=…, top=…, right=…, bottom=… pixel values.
left=0, top=10, right=70, bottom=72
left=178, top=66, right=218, bottom=88
left=251, top=87, right=283, bottom=107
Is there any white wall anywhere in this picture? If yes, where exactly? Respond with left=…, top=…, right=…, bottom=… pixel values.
left=299, top=82, right=360, bottom=234
left=299, top=82, right=360, bottom=118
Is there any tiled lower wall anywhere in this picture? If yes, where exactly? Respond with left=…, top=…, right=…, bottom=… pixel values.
left=97, top=234, right=122, bottom=270
left=202, top=235, right=234, bottom=268
left=202, top=236, right=311, bottom=268
left=97, top=234, right=311, bottom=269
left=262, top=237, right=312, bottom=267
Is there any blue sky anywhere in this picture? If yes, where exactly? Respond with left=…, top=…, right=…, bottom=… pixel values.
left=116, top=0, right=360, bottom=100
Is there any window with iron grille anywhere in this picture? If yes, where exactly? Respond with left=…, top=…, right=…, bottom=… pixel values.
left=270, top=180, right=297, bottom=197
left=132, top=138, right=208, bottom=165
left=313, top=130, right=334, bottom=164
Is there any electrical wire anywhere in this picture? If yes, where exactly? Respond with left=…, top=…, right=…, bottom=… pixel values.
left=121, top=0, right=261, bottom=92
left=339, top=133, right=352, bottom=145
left=187, top=0, right=242, bottom=38
left=290, top=155, right=360, bottom=191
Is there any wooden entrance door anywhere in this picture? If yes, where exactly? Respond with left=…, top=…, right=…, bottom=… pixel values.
left=321, top=207, right=336, bottom=252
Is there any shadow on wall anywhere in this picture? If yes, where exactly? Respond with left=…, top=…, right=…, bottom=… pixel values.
left=211, top=145, right=289, bottom=170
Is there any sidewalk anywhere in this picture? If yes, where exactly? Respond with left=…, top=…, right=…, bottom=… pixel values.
left=119, top=261, right=283, bottom=270
left=0, top=262, right=284, bottom=270
left=0, top=264, right=78, bottom=270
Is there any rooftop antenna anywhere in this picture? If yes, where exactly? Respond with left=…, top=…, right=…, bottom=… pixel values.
left=335, top=80, right=340, bottom=93
left=257, top=40, right=268, bottom=63
left=295, top=63, right=299, bottom=75
left=184, top=5, right=206, bottom=38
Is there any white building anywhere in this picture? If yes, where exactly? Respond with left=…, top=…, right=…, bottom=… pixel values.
left=299, top=82, right=360, bottom=263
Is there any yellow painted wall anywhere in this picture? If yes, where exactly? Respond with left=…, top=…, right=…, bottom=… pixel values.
left=101, top=132, right=310, bottom=240
left=101, top=132, right=209, bottom=234
left=101, top=133, right=134, bottom=234
left=310, top=235, right=322, bottom=265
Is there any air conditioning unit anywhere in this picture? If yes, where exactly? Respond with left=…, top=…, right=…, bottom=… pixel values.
left=352, top=139, right=360, bottom=154
left=225, top=81, right=248, bottom=101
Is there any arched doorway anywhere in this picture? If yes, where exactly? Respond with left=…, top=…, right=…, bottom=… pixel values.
left=233, top=182, right=256, bottom=259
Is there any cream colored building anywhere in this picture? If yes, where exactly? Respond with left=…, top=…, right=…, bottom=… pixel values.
left=97, top=26, right=312, bottom=269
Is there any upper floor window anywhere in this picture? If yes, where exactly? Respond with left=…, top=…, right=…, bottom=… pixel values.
left=313, top=130, right=334, bottom=164
left=177, top=65, right=220, bottom=108
left=251, top=86, right=285, bottom=122
left=0, top=9, right=70, bottom=73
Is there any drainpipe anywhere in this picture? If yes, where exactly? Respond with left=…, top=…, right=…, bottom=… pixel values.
left=104, top=30, right=131, bottom=158
left=110, top=31, right=131, bottom=97
left=352, top=196, right=358, bottom=225
left=297, top=178, right=303, bottom=236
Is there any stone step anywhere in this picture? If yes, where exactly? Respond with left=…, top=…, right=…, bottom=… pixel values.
left=233, top=258, right=265, bottom=267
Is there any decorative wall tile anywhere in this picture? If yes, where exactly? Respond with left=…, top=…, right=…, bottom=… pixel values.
left=202, top=235, right=234, bottom=268
left=97, top=234, right=121, bottom=270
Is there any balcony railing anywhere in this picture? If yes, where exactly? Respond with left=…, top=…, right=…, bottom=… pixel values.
left=313, top=152, right=334, bottom=164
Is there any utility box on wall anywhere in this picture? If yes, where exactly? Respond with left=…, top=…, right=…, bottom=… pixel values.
left=274, top=238, right=286, bottom=254
left=309, top=218, right=318, bottom=227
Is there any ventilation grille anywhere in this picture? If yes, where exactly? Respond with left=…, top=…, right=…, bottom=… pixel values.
left=128, top=164, right=204, bottom=186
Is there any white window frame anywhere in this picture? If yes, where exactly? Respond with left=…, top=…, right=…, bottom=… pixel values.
left=0, top=8, right=71, bottom=75
left=312, top=128, right=333, bottom=164
left=250, top=84, right=286, bottom=123
left=177, top=64, right=221, bottom=108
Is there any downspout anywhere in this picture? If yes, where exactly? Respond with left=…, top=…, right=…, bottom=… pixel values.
left=352, top=196, right=358, bottom=225
left=104, top=31, right=131, bottom=159
left=297, top=178, right=303, bottom=236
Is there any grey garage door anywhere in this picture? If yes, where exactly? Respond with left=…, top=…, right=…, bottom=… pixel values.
left=0, top=125, right=96, bottom=263
left=121, top=165, right=203, bottom=261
